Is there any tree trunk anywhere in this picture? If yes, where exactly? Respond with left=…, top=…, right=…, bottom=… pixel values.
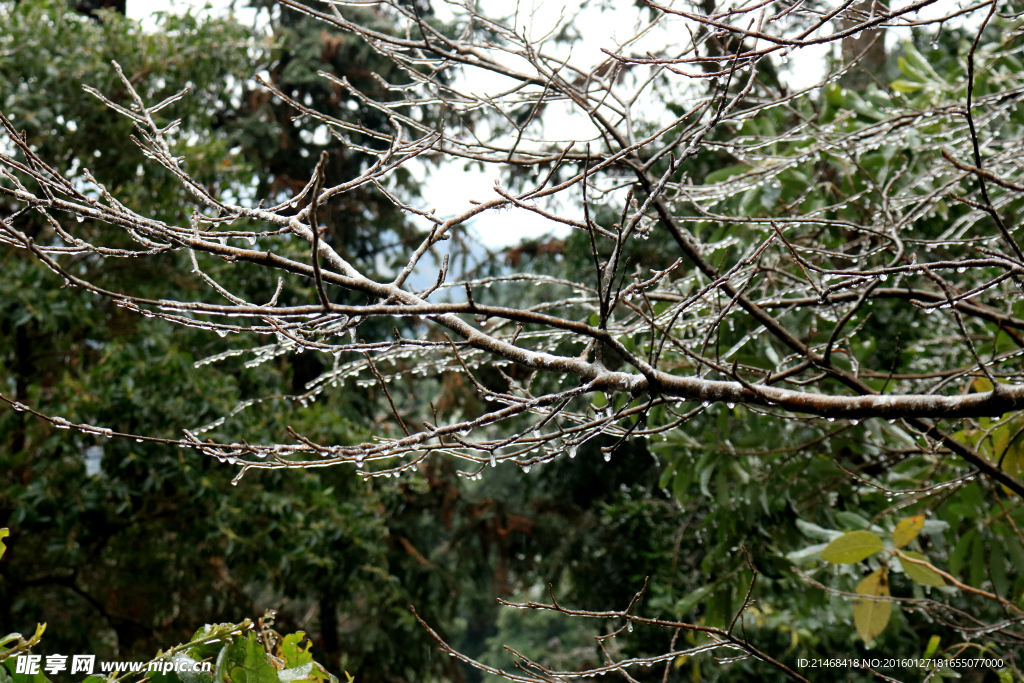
left=319, top=596, right=341, bottom=674
left=840, top=0, right=888, bottom=90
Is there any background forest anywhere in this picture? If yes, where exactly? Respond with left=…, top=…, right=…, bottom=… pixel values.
left=0, top=3, right=679, bottom=680
left=1, top=0, right=1023, bottom=682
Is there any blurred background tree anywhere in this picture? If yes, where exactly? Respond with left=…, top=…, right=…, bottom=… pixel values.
left=0, top=0, right=427, bottom=676
left=2, top=1, right=1024, bottom=682
left=0, top=3, right=676, bottom=681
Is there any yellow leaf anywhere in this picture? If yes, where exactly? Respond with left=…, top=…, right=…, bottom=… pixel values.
left=994, top=425, right=1024, bottom=497
left=977, top=417, right=1024, bottom=497
left=899, top=551, right=945, bottom=587
left=853, top=567, right=892, bottom=643
left=0, top=528, right=8, bottom=561
left=891, top=79, right=924, bottom=93
left=821, top=530, right=885, bottom=564
left=972, top=377, right=994, bottom=393
left=892, top=515, right=925, bottom=549
left=988, top=425, right=1010, bottom=461
left=1001, top=448, right=1024, bottom=497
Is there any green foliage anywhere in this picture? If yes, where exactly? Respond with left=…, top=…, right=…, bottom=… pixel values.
left=5, top=0, right=1024, bottom=681
left=851, top=568, right=891, bottom=644
left=821, top=531, right=886, bottom=564
left=954, top=383, right=1024, bottom=494
left=0, top=1, right=430, bottom=678
left=891, top=515, right=924, bottom=549
left=1, top=617, right=343, bottom=683
left=0, top=0, right=255, bottom=221
left=0, top=5, right=648, bottom=683
left=477, top=591, right=598, bottom=678
left=798, top=519, right=955, bottom=642
left=509, top=7, right=1024, bottom=677
left=898, top=552, right=945, bottom=588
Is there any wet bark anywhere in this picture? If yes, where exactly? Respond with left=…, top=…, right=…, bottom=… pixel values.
left=840, top=0, right=888, bottom=90
left=319, top=596, right=341, bottom=673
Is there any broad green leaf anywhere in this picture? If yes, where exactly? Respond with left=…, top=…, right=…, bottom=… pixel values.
left=672, top=467, right=690, bottom=502
left=969, top=535, right=986, bottom=588
left=991, top=543, right=1009, bottom=596
left=704, top=164, right=748, bottom=184
left=825, top=83, right=844, bottom=106
left=901, top=42, right=942, bottom=81
left=277, top=653, right=329, bottom=683
left=2, top=660, right=51, bottom=683
left=835, top=511, right=875, bottom=530
left=986, top=425, right=1010, bottom=463
left=674, top=584, right=713, bottom=616
left=922, top=519, right=950, bottom=536
left=760, top=179, right=782, bottom=210
left=147, top=652, right=213, bottom=683
left=853, top=567, right=892, bottom=643
left=1005, top=536, right=1024, bottom=571
left=995, top=425, right=1024, bottom=497
left=795, top=519, right=843, bottom=542
left=899, top=551, right=945, bottom=587
left=785, top=542, right=829, bottom=565
left=891, top=79, right=924, bottom=93
left=972, top=377, right=995, bottom=393
left=186, top=624, right=241, bottom=663
left=821, top=531, right=885, bottom=564
left=0, top=528, right=8, bottom=561
left=922, top=635, right=940, bottom=659
left=949, top=528, right=977, bottom=576
left=897, top=56, right=927, bottom=82
left=278, top=664, right=315, bottom=682
left=698, top=460, right=716, bottom=499
left=657, top=462, right=675, bottom=489
left=217, top=633, right=278, bottom=683
left=892, top=515, right=925, bottom=549
left=279, top=633, right=313, bottom=670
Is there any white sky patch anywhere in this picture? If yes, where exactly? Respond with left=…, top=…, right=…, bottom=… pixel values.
left=128, top=0, right=989, bottom=248
left=403, top=157, right=563, bottom=249
left=127, top=0, right=261, bottom=29
left=778, top=0, right=987, bottom=90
